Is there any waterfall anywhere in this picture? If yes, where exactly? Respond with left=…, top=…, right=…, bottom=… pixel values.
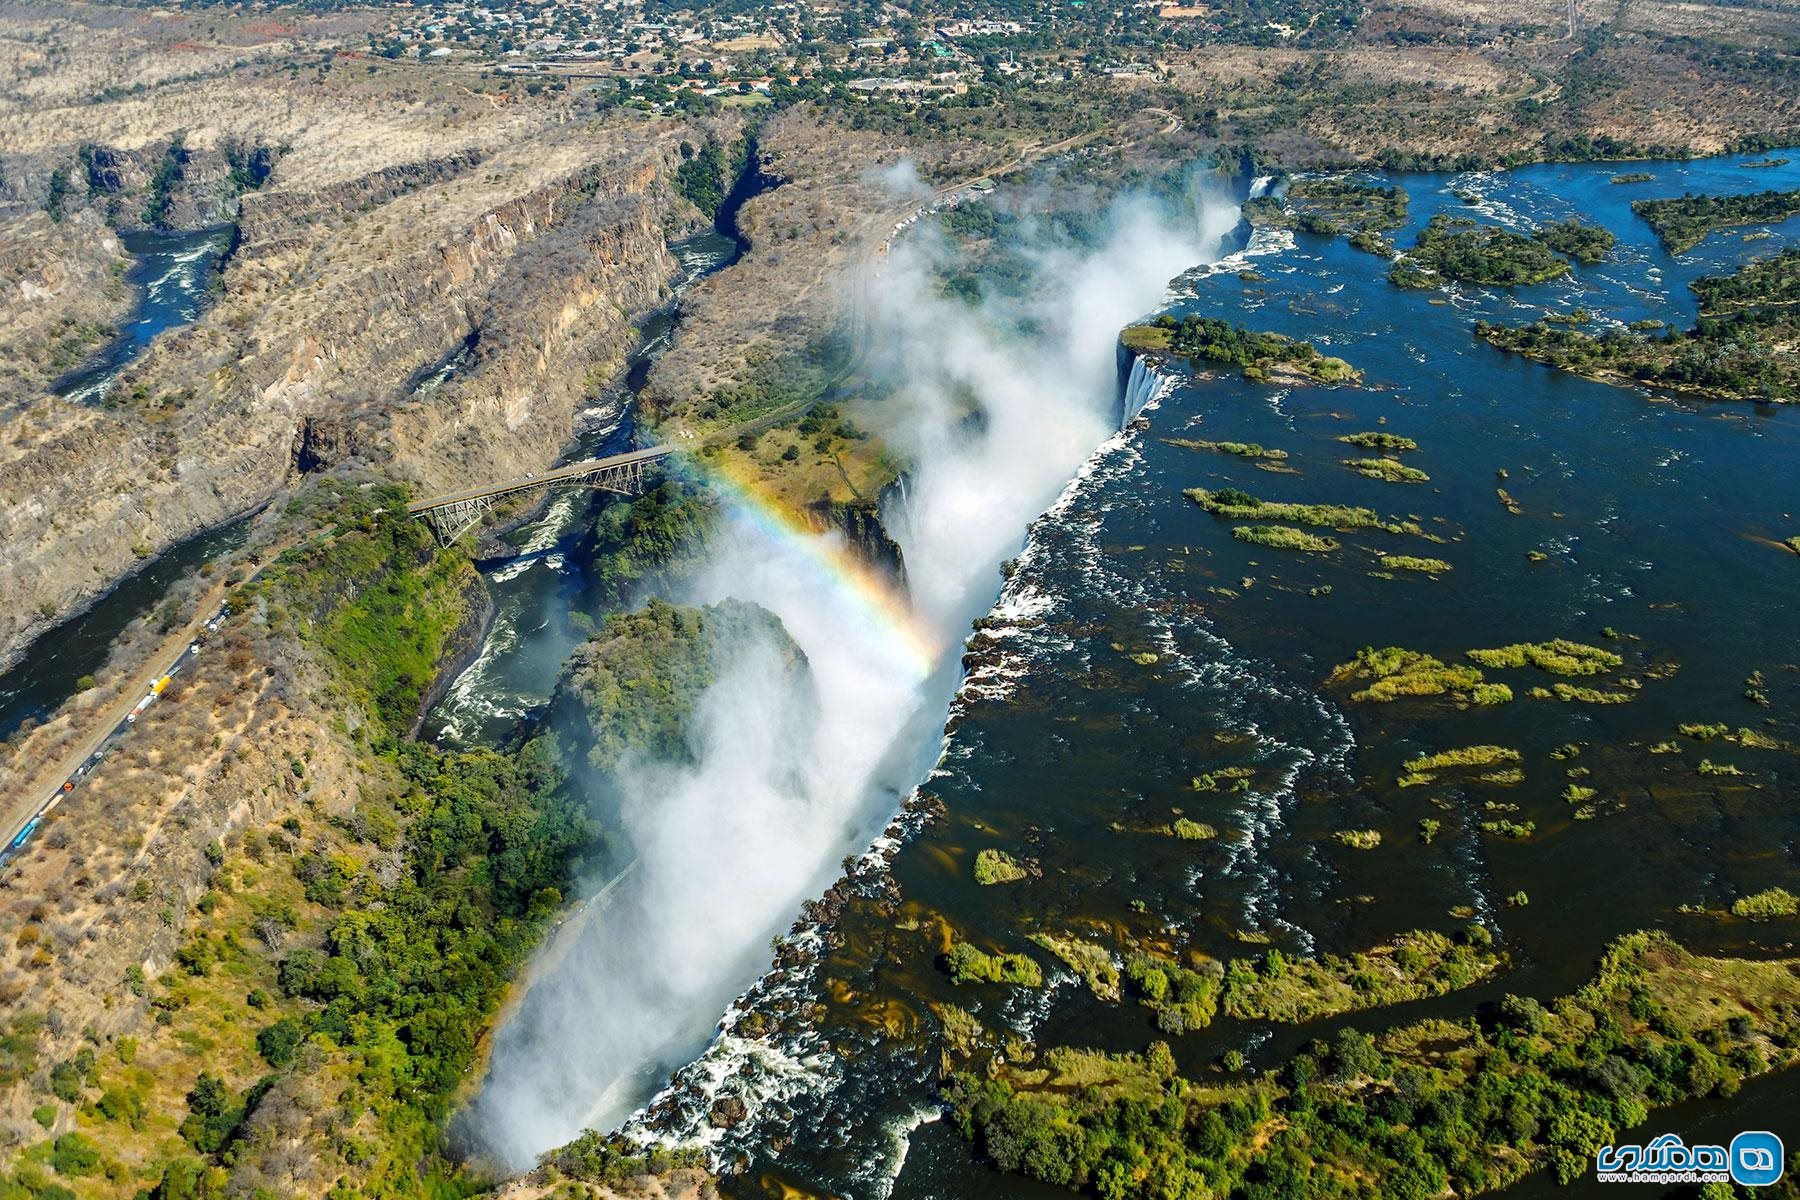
left=1249, top=174, right=1276, bottom=198
left=1117, top=350, right=1168, bottom=428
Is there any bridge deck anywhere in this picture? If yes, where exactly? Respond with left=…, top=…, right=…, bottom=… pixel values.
left=407, top=444, right=676, bottom=513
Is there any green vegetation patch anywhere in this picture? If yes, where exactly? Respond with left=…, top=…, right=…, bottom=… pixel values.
left=1632, top=187, right=1800, bottom=253
left=542, top=1132, right=707, bottom=1189
left=1186, top=486, right=1418, bottom=534
left=1532, top=219, right=1616, bottom=265
left=974, top=848, right=1029, bottom=886
left=1611, top=172, right=1655, bottom=184
left=1391, top=215, right=1572, bottom=289
left=1163, top=437, right=1288, bottom=461
left=1232, top=525, right=1339, bottom=552
left=1124, top=954, right=1222, bottom=1035
left=946, top=941, right=1044, bottom=988
left=1345, top=457, right=1431, bottom=483
left=1480, top=246, right=1800, bottom=402
left=1167, top=818, right=1218, bottom=840
left=1381, top=555, right=1452, bottom=573
left=1125, top=314, right=1362, bottom=384
left=1690, top=246, right=1800, bottom=315
left=1731, top=887, right=1797, bottom=919
left=1405, top=745, right=1521, bottom=773
left=1333, top=829, right=1381, bottom=850
left=1223, top=928, right=1500, bottom=1024
left=1030, top=934, right=1122, bottom=1001
left=581, top=478, right=716, bottom=606
left=1481, top=818, right=1537, bottom=838
left=672, top=136, right=747, bottom=220
left=1330, top=645, right=1511, bottom=705
left=257, top=483, right=476, bottom=735
left=1467, top=639, right=1623, bottom=676
left=1276, top=178, right=1411, bottom=239
left=1338, top=431, right=1419, bottom=452
left=1537, top=682, right=1636, bottom=704
left=550, top=597, right=804, bottom=780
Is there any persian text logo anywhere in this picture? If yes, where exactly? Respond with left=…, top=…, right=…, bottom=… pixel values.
left=1732, top=1131, right=1785, bottom=1187
left=1596, top=1131, right=1785, bottom=1186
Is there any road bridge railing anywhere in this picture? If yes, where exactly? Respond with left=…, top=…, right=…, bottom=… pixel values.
left=407, top=445, right=676, bottom=545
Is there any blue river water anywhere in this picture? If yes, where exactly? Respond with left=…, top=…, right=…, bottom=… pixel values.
left=54, top=225, right=233, bottom=403
left=621, top=150, right=1800, bottom=1198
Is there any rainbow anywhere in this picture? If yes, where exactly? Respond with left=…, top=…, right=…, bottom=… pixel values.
left=693, top=455, right=942, bottom=679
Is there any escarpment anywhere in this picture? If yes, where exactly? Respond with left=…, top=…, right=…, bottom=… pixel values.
left=0, top=208, right=132, bottom=396
left=806, top=498, right=907, bottom=585
left=0, top=123, right=726, bottom=671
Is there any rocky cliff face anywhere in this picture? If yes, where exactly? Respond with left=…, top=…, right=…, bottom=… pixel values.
left=0, top=208, right=131, bottom=397
left=0, top=122, right=728, bottom=672
left=806, top=497, right=907, bottom=586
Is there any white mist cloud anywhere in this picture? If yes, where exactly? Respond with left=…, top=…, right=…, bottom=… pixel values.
left=863, top=158, right=931, bottom=202
left=465, top=162, right=1241, bottom=1170
left=877, top=179, right=1235, bottom=630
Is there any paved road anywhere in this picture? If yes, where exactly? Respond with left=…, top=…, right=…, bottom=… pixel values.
left=0, top=600, right=228, bottom=866
left=0, top=530, right=321, bottom=870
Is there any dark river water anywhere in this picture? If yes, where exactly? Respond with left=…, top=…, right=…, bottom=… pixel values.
left=54, top=225, right=234, bottom=404
left=575, top=151, right=1800, bottom=1199
left=0, top=225, right=244, bottom=738
left=421, top=228, right=739, bottom=746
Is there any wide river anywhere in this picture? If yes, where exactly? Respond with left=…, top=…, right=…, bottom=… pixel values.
left=529, top=150, right=1796, bottom=1198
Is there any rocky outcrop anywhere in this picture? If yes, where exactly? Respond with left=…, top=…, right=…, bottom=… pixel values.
left=806, top=497, right=907, bottom=586
left=1, top=135, right=270, bottom=233
left=289, top=413, right=364, bottom=475
left=0, top=208, right=131, bottom=396
left=0, top=122, right=725, bottom=672
left=234, top=150, right=483, bottom=261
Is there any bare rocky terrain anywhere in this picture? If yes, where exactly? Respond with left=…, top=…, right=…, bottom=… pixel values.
left=0, top=4, right=750, bottom=670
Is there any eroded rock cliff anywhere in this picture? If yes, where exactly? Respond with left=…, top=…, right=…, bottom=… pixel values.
left=0, top=118, right=738, bottom=671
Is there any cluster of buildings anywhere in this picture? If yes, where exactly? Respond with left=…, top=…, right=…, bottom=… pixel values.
left=372, top=2, right=1177, bottom=104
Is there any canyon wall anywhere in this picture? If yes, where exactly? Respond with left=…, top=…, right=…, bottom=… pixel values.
left=0, top=119, right=737, bottom=671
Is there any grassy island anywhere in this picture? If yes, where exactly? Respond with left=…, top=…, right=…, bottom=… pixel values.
left=1163, top=437, right=1288, bottom=461
left=1390, top=215, right=1573, bottom=289
left=1330, top=645, right=1513, bottom=705
left=1233, top=525, right=1339, bottom=552
left=1382, top=555, right=1453, bottom=573
left=1185, top=486, right=1420, bottom=534
left=948, top=930, right=1797, bottom=1198
left=1123, top=315, right=1361, bottom=384
left=1117, top=928, right=1500, bottom=1038
left=1344, top=456, right=1431, bottom=483
left=1476, top=249, right=1800, bottom=402
left=1532, top=218, right=1616, bottom=265
left=974, top=848, right=1028, bottom=885
left=1249, top=179, right=1408, bottom=256
left=1731, top=887, right=1798, bottom=919
left=946, top=941, right=1045, bottom=987
left=1467, top=639, right=1622, bottom=676
left=1689, top=246, right=1800, bottom=313
left=1632, top=187, right=1800, bottom=252
left=1338, top=431, right=1418, bottom=452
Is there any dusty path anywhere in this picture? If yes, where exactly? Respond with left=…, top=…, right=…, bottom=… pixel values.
left=0, top=536, right=301, bottom=861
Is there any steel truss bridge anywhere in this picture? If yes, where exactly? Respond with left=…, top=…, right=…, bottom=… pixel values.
left=407, top=444, right=676, bottom=545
